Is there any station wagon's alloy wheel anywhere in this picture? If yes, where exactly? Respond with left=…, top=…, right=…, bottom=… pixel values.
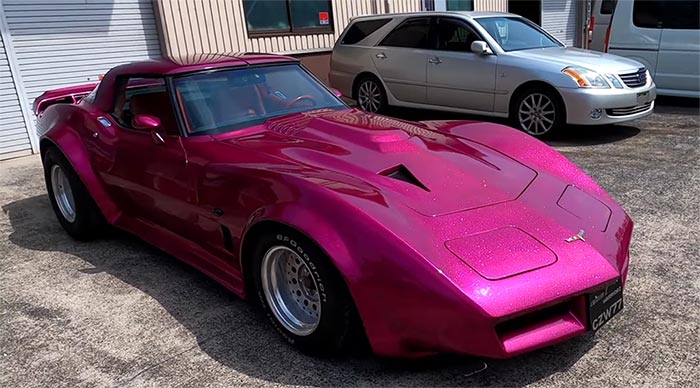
left=251, top=228, right=362, bottom=355
left=357, top=78, right=385, bottom=113
left=261, top=246, right=321, bottom=336
left=518, top=93, right=556, bottom=136
left=50, top=165, right=77, bottom=223
left=43, top=147, right=105, bottom=240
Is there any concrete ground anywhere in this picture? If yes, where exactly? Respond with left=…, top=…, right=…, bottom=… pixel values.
left=1, top=98, right=698, bottom=387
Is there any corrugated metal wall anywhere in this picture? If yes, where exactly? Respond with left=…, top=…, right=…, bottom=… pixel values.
left=155, top=0, right=423, bottom=57
left=4, top=0, right=161, bottom=104
left=541, top=0, right=577, bottom=46
left=474, top=0, right=507, bottom=11
left=0, top=29, right=31, bottom=159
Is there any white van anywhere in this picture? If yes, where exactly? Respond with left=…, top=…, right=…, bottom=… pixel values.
left=588, top=0, right=616, bottom=52
left=607, top=0, right=699, bottom=98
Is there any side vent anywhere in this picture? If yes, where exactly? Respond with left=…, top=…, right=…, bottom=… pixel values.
left=381, top=164, right=429, bottom=192
left=221, top=225, right=234, bottom=253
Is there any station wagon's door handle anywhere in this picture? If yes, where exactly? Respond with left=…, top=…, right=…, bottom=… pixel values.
left=428, top=57, right=442, bottom=64
left=375, top=52, right=387, bottom=59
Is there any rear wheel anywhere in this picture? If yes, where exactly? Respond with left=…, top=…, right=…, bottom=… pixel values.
left=511, top=88, right=565, bottom=138
left=252, top=228, right=359, bottom=356
left=43, top=147, right=105, bottom=240
left=355, top=76, right=387, bottom=113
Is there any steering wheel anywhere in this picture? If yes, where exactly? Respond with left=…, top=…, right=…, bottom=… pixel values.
left=285, top=95, right=317, bottom=109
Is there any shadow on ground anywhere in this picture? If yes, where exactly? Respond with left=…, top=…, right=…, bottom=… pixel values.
left=3, top=195, right=597, bottom=387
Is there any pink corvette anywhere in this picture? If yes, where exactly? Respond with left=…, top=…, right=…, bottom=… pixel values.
left=35, top=53, right=631, bottom=359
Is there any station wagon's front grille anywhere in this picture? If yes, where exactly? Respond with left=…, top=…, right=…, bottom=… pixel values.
left=606, top=102, right=653, bottom=117
left=618, top=68, right=647, bottom=88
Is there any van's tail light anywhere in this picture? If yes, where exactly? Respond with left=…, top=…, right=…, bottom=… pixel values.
left=588, top=16, right=595, bottom=47
left=604, top=24, right=611, bottom=52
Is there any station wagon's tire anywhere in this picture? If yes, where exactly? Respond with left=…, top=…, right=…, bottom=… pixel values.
left=510, top=88, right=565, bottom=138
left=43, top=147, right=105, bottom=240
left=355, top=76, right=387, bottom=114
left=252, top=228, right=359, bottom=356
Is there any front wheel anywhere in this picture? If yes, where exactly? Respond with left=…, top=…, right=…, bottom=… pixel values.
left=511, top=89, right=565, bottom=137
left=43, top=147, right=105, bottom=240
left=252, top=228, right=360, bottom=356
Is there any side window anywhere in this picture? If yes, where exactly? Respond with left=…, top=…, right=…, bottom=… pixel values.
left=633, top=0, right=662, bottom=28
left=663, top=1, right=699, bottom=30
left=435, top=18, right=480, bottom=52
left=111, top=77, right=179, bottom=135
left=379, top=18, right=431, bottom=49
left=600, top=0, right=617, bottom=15
left=341, top=18, right=391, bottom=45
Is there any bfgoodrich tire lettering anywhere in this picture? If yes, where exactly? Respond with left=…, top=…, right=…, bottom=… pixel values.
left=252, top=227, right=359, bottom=356
left=43, top=147, right=105, bottom=240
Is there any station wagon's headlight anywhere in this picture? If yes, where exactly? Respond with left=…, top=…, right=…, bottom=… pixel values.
left=604, top=74, right=623, bottom=88
left=562, top=66, right=610, bottom=88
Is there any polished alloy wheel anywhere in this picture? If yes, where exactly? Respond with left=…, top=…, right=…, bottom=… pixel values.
left=518, top=93, right=556, bottom=135
left=261, top=246, right=321, bottom=336
left=50, top=165, right=76, bottom=223
left=357, top=79, right=382, bottom=113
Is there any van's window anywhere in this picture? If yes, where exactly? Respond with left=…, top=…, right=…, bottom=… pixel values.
left=633, top=0, right=699, bottom=29
left=435, top=18, right=480, bottom=52
left=599, top=0, right=617, bottom=14
left=342, top=19, right=391, bottom=45
left=379, top=18, right=431, bottom=49
left=665, top=1, right=699, bottom=29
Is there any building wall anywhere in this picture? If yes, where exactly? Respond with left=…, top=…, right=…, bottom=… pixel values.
left=474, top=0, right=507, bottom=11
left=154, top=0, right=423, bottom=58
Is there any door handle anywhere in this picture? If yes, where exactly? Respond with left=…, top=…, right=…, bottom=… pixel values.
left=375, top=52, right=387, bottom=59
left=428, top=57, right=442, bottom=64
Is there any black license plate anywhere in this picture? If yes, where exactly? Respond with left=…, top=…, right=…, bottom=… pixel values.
left=587, top=278, right=624, bottom=331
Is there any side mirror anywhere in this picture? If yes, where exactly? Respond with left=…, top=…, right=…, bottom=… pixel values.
left=470, top=41, right=493, bottom=55
left=331, top=88, right=343, bottom=98
left=132, top=114, right=161, bottom=130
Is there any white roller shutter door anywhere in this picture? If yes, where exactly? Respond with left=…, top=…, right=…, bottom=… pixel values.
left=541, top=0, right=577, bottom=47
left=2, top=0, right=161, bottom=112
left=0, top=30, right=31, bottom=159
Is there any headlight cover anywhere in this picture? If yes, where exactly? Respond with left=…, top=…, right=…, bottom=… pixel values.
left=562, top=66, right=610, bottom=88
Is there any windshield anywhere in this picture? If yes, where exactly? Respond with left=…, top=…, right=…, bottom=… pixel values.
left=173, top=64, right=346, bottom=135
left=476, top=17, right=562, bottom=52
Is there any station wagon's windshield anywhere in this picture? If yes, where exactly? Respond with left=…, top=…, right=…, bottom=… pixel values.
left=173, top=64, right=346, bottom=135
left=476, top=17, right=562, bottom=52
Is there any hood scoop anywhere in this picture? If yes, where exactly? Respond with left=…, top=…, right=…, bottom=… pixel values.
left=381, top=164, right=429, bottom=192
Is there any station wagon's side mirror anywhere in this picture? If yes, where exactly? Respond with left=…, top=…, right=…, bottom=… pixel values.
left=331, top=88, right=343, bottom=98
left=471, top=41, right=493, bottom=55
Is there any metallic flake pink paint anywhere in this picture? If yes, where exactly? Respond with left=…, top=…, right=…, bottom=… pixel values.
left=37, top=54, right=632, bottom=359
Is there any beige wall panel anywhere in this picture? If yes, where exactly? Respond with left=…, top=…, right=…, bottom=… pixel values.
left=475, top=0, right=508, bottom=12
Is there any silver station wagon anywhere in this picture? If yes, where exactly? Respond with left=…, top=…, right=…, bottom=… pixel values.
left=330, top=11, right=657, bottom=137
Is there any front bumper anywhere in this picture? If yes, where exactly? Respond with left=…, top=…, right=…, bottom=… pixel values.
left=560, top=83, right=656, bottom=125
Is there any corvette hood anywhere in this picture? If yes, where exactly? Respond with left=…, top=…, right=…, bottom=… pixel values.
left=220, top=109, right=537, bottom=217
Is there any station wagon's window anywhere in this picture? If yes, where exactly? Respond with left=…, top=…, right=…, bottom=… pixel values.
left=435, top=18, right=480, bottom=52
left=634, top=0, right=699, bottom=30
left=111, top=77, right=179, bottom=135
left=476, top=17, right=561, bottom=51
left=379, top=18, right=431, bottom=49
left=172, top=64, right=345, bottom=135
left=341, top=19, right=391, bottom=45
left=243, top=0, right=333, bottom=36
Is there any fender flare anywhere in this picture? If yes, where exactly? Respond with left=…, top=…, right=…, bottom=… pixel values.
left=41, top=129, right=121, bottom=223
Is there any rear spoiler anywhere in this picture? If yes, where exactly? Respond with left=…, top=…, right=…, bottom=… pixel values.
left=33, top=82, right=99, bottom=116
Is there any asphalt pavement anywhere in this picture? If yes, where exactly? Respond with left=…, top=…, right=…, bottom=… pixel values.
left=0, top=97, right=698, bottom=387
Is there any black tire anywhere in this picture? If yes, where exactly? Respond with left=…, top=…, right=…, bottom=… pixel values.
left=43, top=147, right=105, bottom=240
left=251, top=227, right=360, bottom=356
left=510, top=88, right=565, bottom=138
left=355, top=76, right=387, bottom=114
